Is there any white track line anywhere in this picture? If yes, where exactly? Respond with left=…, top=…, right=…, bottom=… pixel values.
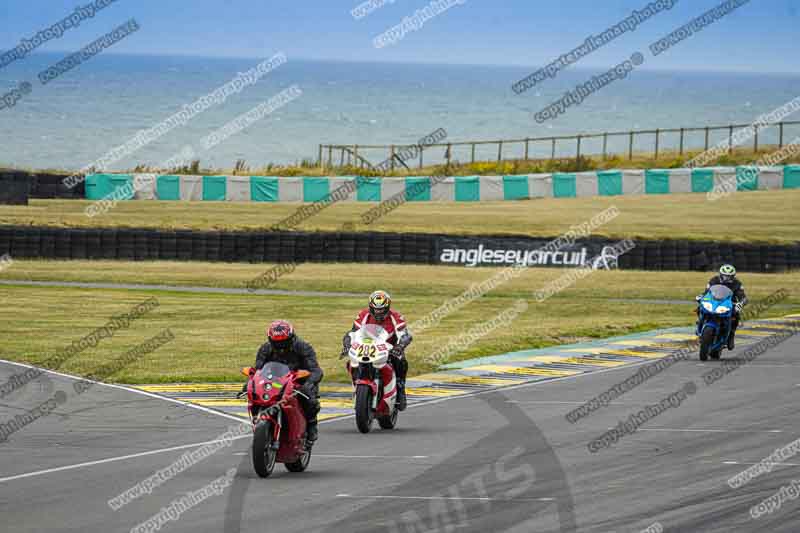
left=506, top=400, right=636, bottom=405
left=335, top=494, right=554, bottom=502
left=315, top=454, right=430, bottom=459
left=631, top=428, right=783, bottom=433
left=720, top=461, right=800, bottom=467
left=0, top=435, right=251, bottom=484
left=0, top=334, right=787, bottom=484
left=0, top=359, right=248, bottom=425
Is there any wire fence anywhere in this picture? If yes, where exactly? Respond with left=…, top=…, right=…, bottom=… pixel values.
left=319, top=120, right=800, bottom=170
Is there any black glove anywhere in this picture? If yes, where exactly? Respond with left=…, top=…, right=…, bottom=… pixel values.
left=390, top=346, right=405, bottom=358
left=298, top=382, right=315, bottom=398
left=236, top=382, right=248, bottom=399
left=339, top=347, right=349, bottom=359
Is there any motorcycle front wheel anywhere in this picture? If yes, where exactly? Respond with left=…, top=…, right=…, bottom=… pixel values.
left=252, top=421, right=277, bottom=478
left=355, top=384, right=374, bottom=434
left=699, top=327, right=714, bottom=361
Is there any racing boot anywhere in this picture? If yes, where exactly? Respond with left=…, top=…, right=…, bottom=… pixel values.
left=396, top=381, right=407, bottom=411
left=728, top=316, right=739, bottom=351
left=306, top=419, right=318, bottom=442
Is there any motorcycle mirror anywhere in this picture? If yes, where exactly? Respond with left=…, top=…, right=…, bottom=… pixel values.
left=295, top=369, right=311, bottom=380
left=241, top=367, right=255, bottom=377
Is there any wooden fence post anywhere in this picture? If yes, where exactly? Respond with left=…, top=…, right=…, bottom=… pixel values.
left=576, top=135, right=582, bottom=160
left=318, top=145, right=323, bottom=169
left=704, top=127, right=710, bottom=151
left=551, top=138, right=556, bottom=160
left=679, top=128, right=684, bottom=155
left=728, top=126, right=734, bottom=154
left=497, top=141, right=503, bottom=162
left=779, top=122, right=784, bottom=148
left=602, top=133, right=608, bottom=160
left=754, top=125, right=759, bottom=152
left=654, top=129, right=660, bottom=159
left=628, top=131, right=634, bottom=160
left=390, top=145, right=395, bottom=172
left=524, top=138, right=529, bottom=160
left=471, top=143, right=476, bottom=164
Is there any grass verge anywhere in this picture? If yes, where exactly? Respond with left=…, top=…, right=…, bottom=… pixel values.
left=1, top=189, right=799, bottom=243
left=0, top=261, right=797, bottom=384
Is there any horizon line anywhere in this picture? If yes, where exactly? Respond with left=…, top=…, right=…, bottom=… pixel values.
left=6, top=49, right=800, bottom=78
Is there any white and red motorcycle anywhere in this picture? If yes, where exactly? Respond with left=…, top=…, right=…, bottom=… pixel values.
left=345, top=324, right=399, bottom=433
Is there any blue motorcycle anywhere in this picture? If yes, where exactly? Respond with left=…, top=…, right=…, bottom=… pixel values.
left=696, top=284, right=734, bottom=361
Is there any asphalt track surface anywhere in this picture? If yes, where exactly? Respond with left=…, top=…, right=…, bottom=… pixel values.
left=2, top=334, right=799, bottom=532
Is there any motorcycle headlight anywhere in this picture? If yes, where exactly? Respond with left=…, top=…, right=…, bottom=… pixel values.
left=716, top=306, right=729, bottom=314
left=702, top=302, right=713, bottom=311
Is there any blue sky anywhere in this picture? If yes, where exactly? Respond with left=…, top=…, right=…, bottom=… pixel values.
left=1, top=0, right=798, bottom=73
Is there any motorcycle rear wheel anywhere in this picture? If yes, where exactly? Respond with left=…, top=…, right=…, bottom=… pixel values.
left=378, top=406, right=399, bottom=430
left=699, top=327, right=714, bottom=361
left=355, top=384, right=374, bottom=434
left=285, top=449, right=311, bottom=472
left=252, top=421, right=277, bottom=478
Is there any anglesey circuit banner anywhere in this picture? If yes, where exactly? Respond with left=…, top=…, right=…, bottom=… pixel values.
left=433, top=235, right=630, bottom=269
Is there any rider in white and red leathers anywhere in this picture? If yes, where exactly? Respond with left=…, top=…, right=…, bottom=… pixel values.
left=342, top=290, right=412, bottom=410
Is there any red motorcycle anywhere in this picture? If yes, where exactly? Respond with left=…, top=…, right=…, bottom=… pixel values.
left=241, top=362, right=313, bottom=477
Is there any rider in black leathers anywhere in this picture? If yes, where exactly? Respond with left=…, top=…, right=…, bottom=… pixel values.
left=242, top=320, right=323, bottom=441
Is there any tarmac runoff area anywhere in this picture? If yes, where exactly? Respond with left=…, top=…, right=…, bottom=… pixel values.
left=0, top=314, right=798, bottom=532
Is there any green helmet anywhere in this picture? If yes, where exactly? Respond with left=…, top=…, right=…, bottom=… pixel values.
left=719, top=264, right=736, bottom=283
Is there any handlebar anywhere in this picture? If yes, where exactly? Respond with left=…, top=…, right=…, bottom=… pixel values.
left=237, top=388, right=309, bottom=401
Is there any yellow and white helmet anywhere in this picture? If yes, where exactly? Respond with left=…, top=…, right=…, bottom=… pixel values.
left=368, top=290, right=392, bottom=321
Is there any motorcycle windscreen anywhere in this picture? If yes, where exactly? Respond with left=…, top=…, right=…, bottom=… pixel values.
left=258, top=362, right=291, bottom=380
left=359, top=324, right=391, bottom=343
left=708, top=284, right=733, bottom=301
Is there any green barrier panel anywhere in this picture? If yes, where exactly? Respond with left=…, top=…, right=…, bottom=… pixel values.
left=356, top=177, right=381, bottom=201
left=645, top=170, right=670, bottom=194
left=784, top=165, right=800, bottom=189
left=405, top=177, right=431, bottom=202
left=552, top=173, right=577, bottom=198
left=250, top=176, right=278, bottom=201
left=691, top=169, right=714, bottom=192
left=108, top=174, right=134, bottom=200
left=503, top=175, right=529, bottom=200
left=202, top=176, right=227, bottom=201
left=455, top=177, right=480, bottom=202
left=597, top=170, right=622, bottom=196
left=736, top=166, right=758, bottom=191
left=303, top=177, right=329, bottom=202
left=84, top=174, right=113, bottom=200
left=156, top=175, right=181, bottom=200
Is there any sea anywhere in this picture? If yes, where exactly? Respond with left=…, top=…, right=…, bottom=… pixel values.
left=1, top=52, right=799, bottom=171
